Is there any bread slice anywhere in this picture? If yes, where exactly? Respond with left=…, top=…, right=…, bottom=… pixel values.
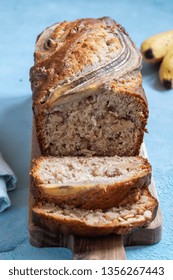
left=32, top=188, right=158, bottom=237
left=30, top=17, right=148, bottom=157
left=31, top=155, right=151, bottom=209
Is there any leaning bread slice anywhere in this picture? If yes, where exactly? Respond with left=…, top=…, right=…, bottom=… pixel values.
left=31, top=155, right=151, bottom=209
left=32, top=188, right=158, bottom=237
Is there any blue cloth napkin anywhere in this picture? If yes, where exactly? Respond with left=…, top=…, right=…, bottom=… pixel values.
left=0, top=152, right=17, bottom=212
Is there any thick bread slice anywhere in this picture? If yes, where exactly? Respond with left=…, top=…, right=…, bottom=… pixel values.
left=31, top=155, right=151, bottom=209
left=32, top=188, right=158, bottom=237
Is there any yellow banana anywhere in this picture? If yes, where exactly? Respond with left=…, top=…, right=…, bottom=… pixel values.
left=159, top=48, right=173, bottom=89
left=141, top=30, right=173, bottom=64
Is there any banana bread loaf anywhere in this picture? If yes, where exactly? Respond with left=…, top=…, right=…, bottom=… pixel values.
left=30, top=17, right=148, bottom=157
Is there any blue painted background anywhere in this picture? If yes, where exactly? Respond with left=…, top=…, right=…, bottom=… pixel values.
left=0, top=0, right=173, bottom=260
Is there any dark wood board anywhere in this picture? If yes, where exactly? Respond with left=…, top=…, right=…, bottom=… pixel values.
left=28, top=120, right=162, bottom=260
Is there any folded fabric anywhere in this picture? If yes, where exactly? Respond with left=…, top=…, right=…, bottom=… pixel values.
left=0, top=152, right=17, bottom=212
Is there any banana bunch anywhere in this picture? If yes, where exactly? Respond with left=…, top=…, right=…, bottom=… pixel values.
left=141, top=30, right=173, bottom=89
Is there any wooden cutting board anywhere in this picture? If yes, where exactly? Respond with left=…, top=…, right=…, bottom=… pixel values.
left=28, top=120, right=162, bottom=260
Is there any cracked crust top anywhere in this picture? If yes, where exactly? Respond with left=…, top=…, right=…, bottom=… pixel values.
left=30, top=17, right=145, bottom=108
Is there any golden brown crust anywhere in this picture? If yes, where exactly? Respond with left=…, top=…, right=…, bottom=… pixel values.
left=32, top=188, right=158, bottom=237
left=30, top=18, right=135, bottom=99
left=30, top=17, right=144, bottom=106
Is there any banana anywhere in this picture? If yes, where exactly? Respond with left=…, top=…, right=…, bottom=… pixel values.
left=159, top=48, right=173, bottom=89
left=140, top=30, right=173, bottom=64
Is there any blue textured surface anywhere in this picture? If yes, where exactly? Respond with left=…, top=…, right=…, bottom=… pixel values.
left=0, top=0, right=173, bottom=260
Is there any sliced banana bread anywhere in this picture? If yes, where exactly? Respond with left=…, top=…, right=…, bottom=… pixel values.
left=32, top=188, right=158, bottom=237
left=31, top=155, right=151, bottom=209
